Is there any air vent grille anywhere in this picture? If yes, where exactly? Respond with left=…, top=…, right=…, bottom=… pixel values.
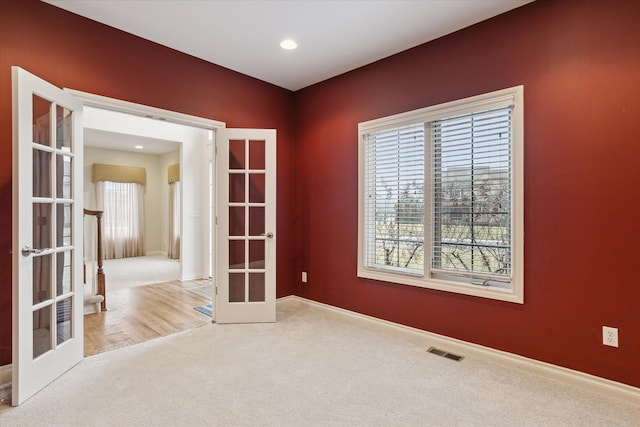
left=427, top=347, right=464, bottom=362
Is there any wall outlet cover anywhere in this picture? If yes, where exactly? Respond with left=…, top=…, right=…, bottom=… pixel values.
left=602, top=326, right=618, bottom=348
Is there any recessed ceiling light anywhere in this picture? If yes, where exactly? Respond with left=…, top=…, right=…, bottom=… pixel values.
left=135, top=145, right=144, bottom=149
left=280, top=39, right=297, bottom=50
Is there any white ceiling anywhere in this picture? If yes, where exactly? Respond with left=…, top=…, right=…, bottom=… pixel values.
left=84, top=128, right=180, bottom=155
left=43, top=0, right=533, bottom=91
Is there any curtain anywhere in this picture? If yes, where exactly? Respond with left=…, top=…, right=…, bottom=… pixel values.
left=97, top=181, right=145, bottom=259
left=168, top=181, right=181, bottom=259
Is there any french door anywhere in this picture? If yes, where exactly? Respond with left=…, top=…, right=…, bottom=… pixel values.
left=215, top=129, right=277, bottom=323
left=11, top=67, right=275, bottom=407
left=12, top=67, right=84, bottom=405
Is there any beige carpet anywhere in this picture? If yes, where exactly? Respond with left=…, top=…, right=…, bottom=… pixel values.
left=1, top=299, right=639, bottom=426
left=103, top=255, right=180, bottom=290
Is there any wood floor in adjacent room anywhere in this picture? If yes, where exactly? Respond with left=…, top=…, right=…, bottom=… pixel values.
left=84, top=279, right=213, bottom=356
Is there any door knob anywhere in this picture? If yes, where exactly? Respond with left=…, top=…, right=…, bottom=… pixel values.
left=260, top=232, right=274, bottom=239
left=21, top=245, right=43, bottom=257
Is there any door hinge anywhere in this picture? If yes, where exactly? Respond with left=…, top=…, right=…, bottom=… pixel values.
left=215, top=286, right=218, bottom=295
left=215, top=216, right=218, bottom=225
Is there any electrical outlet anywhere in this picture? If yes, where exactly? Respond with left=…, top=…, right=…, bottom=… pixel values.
left=602, top=326, right=618, bottom=347
left=301, top=272, right=307, bottom=283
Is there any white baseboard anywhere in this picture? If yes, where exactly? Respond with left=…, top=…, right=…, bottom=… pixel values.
left=145, top=251, right=167, bottom=256
left=3, top=297, right=637, bottom=407
left=289, top=296, right=640, bottom=405
left=181, top=273, right=208, bottom=281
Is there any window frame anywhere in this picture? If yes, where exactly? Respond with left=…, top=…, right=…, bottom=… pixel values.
left=357, top=86, right=524, bottom=303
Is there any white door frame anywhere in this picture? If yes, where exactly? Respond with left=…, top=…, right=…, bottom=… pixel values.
left=65, top=89, right=225, bottom=319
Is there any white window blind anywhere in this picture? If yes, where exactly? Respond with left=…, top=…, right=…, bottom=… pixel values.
left=430, top=106, right=513, bottom=286
left=358, top=86, right=523, bottom=303
left=363, top=124, right=425, bottom=274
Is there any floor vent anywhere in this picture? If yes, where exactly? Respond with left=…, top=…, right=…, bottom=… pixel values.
left=427, top=347, right=464, bottom=362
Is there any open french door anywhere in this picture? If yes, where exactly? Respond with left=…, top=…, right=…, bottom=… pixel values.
left=215, top=129, right=276, bottom=323
left=12, top=67, right=84, bottom=405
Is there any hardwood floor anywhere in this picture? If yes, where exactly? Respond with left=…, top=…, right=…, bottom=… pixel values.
left=84, top=279, right=212, bottom=356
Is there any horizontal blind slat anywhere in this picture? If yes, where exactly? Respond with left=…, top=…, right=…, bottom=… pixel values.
left=364, top=124, right=425, bottom=272
left=431, top=106, right=513, bottom=279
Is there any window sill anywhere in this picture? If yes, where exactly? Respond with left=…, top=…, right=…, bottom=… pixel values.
left=357, top=266, right=523, bottom=304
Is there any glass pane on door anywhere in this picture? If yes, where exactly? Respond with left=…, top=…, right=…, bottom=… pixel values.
left=55, top=105, right=72, bottom=150
left=32, top=95, right=51, bottom=146
left=33, top=150, right=51, bottom=198
left=229, top=174, right=245, bottom=203
left=56, top=154, right=72, bottom=199
left=56, top=297, right=72, bottom=345
left=249, top=207, right=265, bottom=236
left=33, top=306, right=52, bottom=358
left=229, top=273, right=245, bottom=303
left=229, top=240, right=245, bottom=269
left=249, top=139, right=265, bottom=169
left=249, top=273, right=265, bottom=302
left=249, top=240, right=265, bottom=269
left=248, top=174, right=265, bottom=203
left=56, top=250, right=72, bottom=296
left=229, top=140, right=245, bottom=169
left=56, top=203, right=72, bottom=246
left=33, top=254, right=52, bottom=304
left=229, top=207, right=245, bottom=236
left=33, top=203, right=52, bottom=250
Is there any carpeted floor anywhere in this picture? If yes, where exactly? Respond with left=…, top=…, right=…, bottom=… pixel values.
left=1, top=299, right=639, bottom=426
left=103, top=255, right=180, bottom=290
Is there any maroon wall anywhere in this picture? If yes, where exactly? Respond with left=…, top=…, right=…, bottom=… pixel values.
left=294, top=0, right=640, bottom=387
left=0, top=0, right=296, bottom=364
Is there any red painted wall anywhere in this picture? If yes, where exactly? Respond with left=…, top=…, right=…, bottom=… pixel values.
left=1, top=0, right=639, bottom=390
left=294, top=0, right=640, bottom=387
left=0, top=0, right=296, bottom=364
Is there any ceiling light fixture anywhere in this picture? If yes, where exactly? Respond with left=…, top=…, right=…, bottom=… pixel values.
left=280, top=39, right=297, bottom=50
left=135, top=145, right=144, bottom=149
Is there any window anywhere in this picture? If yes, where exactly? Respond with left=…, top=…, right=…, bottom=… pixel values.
left=358, top=86, right=523, bottom=303
left=97, top=180, right=145, bottom=259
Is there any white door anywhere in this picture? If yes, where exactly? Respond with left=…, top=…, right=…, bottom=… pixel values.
left=12, top=67, right=84, bottom=405
left=215, top=129, right=276, bottom=323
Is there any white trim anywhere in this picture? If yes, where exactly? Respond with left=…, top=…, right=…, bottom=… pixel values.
left=5, top=299, right=638, bottom=405
left=145, top=251, right=168, bottom=256
left=69, top=88, right=220, bottom=297
left=289, top=296, right=640, bottom=405
left=357, top=86, right=524, bottom=304
left=64, top=89, right=226, bottom=130
left=180, top=273, right=208, bottom=281
left=358, top=87, right=518, bottom=134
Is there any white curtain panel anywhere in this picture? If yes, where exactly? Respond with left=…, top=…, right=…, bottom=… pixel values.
left=96, top=181, right=145, bottom=259
left=168, top=181, right=181, bottom=259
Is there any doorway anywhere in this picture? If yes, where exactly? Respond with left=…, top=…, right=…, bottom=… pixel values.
left=77, top=101, right=216, bottom=355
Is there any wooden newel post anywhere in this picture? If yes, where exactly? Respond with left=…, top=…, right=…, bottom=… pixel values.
left=84, top=208, right=107, bottom=311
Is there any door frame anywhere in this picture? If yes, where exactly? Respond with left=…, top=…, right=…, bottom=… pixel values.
left=65, top=89, right=226, bottom=319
